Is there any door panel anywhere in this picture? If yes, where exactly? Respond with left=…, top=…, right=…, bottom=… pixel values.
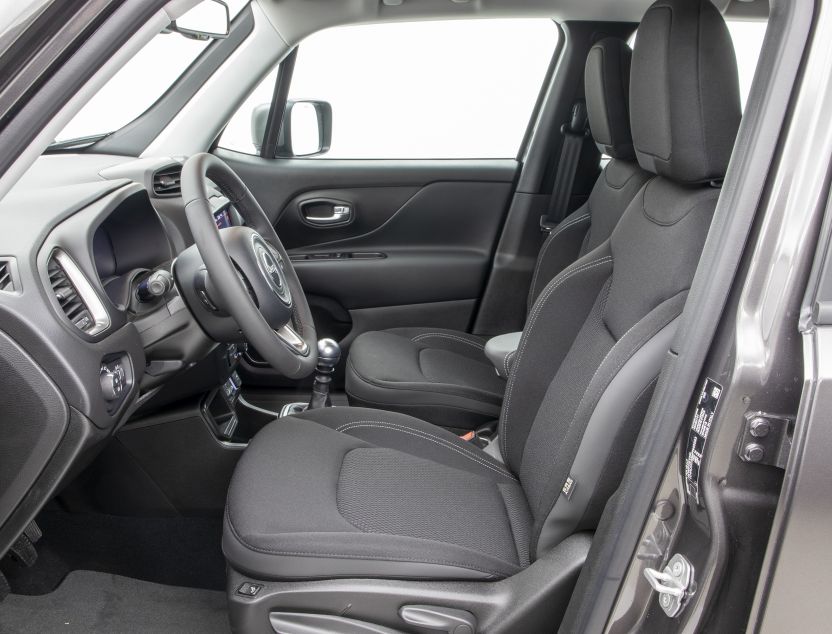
left=218, top=150, right=517, bottom=384
left=287, top=181, right=513, bottom=308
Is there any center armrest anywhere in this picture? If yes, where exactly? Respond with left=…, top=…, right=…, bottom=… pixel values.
left=484, top=331, right=522, bottom=379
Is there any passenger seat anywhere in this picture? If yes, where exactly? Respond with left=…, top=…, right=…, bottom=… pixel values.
left=345, top=37, right=651, bottom=429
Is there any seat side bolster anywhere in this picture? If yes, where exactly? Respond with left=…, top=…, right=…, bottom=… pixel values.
left=501, top=249, right=615, bottom=472
left=532, top=308, right=682, bottom=556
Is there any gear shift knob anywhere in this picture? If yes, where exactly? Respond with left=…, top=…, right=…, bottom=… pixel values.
left=308, top=339, right=341, bottom=410
left=316, top=338, right=341, bottom=370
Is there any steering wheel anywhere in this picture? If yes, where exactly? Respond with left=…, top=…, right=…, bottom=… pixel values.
left=178, top=153, right=317, bottom=379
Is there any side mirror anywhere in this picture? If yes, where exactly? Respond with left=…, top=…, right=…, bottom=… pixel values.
left=251, top=104, right=270, bottom=154
left=171, top=0, right=230, bottom=40
left=250, top=100, right=332, bottom=157
left=282, top=100, right=332, bottom=157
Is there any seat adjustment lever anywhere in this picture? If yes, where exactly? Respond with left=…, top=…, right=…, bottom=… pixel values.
left=399, top=605, right=476, bottom=634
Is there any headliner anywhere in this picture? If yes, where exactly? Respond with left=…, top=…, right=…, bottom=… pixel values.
left=254, top=0, right=768, bottom=45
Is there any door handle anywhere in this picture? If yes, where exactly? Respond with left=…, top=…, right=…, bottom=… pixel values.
left=299, top=199, right=354, bottom=227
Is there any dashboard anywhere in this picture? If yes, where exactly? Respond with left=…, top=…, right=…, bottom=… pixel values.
left=0, top=153, right=236, bottom=551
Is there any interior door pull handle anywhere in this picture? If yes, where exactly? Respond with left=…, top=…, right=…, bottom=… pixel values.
left=302, top=203, right=353, bottom=226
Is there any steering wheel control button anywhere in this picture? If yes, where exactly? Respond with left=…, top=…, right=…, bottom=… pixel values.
left=236, top=582, right=263, bottom=597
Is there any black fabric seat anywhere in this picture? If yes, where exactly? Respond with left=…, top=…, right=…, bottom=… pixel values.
left=344, top=327, right=502, bottom=429
left=224, top=407, right=530, bottom=581
left=224, top=0, right=741, bottom=586
left=346, top=37, right=651, bottom=429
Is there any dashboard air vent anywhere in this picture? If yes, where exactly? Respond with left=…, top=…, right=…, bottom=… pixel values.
left=152, top=164, right=182, bottom=197
left=0, top=260, right=14, bottom=292
left=47, top=251, right=110, bottom=336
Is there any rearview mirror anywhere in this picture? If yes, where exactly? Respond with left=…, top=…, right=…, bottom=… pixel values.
left=171, top=0, right=230, bottom=40
left=250, top=100, right=333, bottom=157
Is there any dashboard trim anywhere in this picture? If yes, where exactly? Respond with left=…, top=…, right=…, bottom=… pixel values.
left=50, top=248, right=111, bottom=336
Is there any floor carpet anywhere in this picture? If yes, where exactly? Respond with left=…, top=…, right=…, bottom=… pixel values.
left=1, top=511, right=226, bottom=595
left=0, top=570, right=229, bottom=633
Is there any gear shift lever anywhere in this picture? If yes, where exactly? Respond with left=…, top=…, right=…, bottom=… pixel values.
left=307, top=338, right=341, bottom=410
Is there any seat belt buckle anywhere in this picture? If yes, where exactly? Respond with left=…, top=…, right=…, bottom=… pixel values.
left=461, top=424, right=497, bottom=449
left=540, top=215, right=557, bottom=233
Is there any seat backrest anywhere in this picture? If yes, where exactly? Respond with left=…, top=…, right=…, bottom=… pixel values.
left=501, top=0, right=741, bottom=560
left=527, top=37, right=651, bottom=309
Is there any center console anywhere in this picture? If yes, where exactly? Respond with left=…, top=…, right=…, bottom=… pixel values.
left=201, top=343, right=279, bottom=442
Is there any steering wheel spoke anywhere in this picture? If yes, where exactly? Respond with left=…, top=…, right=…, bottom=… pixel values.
left=275, top=323, right=310, bottom=356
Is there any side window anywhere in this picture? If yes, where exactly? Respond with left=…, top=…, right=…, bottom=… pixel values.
left=221, top=19, right=559, bottom=158
left=725, top=20, right=767, bottom=109
left=219, top=66, right=279, bottom=154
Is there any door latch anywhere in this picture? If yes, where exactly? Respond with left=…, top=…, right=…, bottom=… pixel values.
left=643, top=553, right=695, bottom=618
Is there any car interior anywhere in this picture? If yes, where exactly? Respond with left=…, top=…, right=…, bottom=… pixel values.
left=0, top=0, right=804, bottom=631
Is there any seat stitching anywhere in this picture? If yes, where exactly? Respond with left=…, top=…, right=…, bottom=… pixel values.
left=336, top=422, right=515, bottom=479
left=344, top=386, right=502, bottom=418
left=347, top=356, right=504, bottom=402
left=224, top=507, right=507, bottom=578
left=496, top=483, right=529, bottom=567
left=503, top=349, right=516, bottom=379
left=411, top=333, right=485, bottom=349
left=502, top=256, right=613, bottom=459
left=530, top=300, right=682, bottom=514
left=528, top=213, right=591, bottom=306
left=531, top=322, right=652, bottom=513
left=334, top=421, right=516, bottom=480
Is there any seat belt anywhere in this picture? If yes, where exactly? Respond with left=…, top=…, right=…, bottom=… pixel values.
left=540, top=100, right=590, bottom=233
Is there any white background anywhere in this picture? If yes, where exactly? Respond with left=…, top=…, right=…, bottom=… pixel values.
left=220, top=18, right=768, bottom=158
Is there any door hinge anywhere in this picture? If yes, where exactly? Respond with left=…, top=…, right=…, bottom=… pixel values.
left=643, top=553, right=696, bottom=618
left=737, top=412, right=794, bottom=469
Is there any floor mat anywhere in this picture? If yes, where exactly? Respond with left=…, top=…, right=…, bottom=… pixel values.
left=1, top=511, right=226, bottom=595
left=0, top=570, right=228, bottom=633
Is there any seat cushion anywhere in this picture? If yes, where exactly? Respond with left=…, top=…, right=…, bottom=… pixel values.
left=223, top=407, right=531, bottom=582
left=345, top=327, right=504, bottom=430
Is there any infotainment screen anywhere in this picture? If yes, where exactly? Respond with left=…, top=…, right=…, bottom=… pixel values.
left=214, top=207, right=233, bottom=229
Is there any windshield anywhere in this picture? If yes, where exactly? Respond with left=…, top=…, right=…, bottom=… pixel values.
left=52, top=0, right=249, bottom=146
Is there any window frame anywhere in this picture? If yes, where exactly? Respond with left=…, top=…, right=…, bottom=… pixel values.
left=85, top=5, right=256, bottom=157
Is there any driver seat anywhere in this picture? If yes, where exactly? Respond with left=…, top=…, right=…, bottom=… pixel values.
left=223, top=1, right=740, bottom=629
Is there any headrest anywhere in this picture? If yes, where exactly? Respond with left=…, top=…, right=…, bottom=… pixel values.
left=630, top=0, right=741, bottom=183
left=585, top=37, right=635, bottom=160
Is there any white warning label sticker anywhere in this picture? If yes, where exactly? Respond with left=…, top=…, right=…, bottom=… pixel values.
left=684, top=378, right=723, bottom=506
